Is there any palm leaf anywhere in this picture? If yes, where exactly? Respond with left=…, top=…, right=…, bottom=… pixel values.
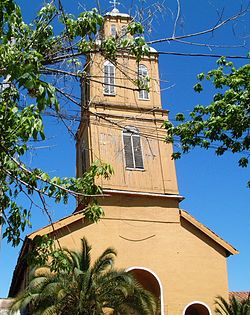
left=215, top=295, right=250, bottom=315
left=80, top=237, right=91, bottom=272
left=92, top=247, right=117, bottom=275
left=11, top=237, right=156, bottom=315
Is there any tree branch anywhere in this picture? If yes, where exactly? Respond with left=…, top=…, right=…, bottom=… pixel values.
left=0, top=143, right=107, bottom=198
left=147, top=8, right=248, bottom=44
left=172, top=0, right=181, bottom=38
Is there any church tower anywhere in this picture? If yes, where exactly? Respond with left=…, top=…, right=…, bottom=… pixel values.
left=76, top=8, right=180, bottom=199
left=73, top=7, right=236, bottom=315
left=8, top=6, right=237, bottom=315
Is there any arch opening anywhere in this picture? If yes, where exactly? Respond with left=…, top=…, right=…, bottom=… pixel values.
left=184, top=302, right=211, bottom=315
left=127, top=267, right=163, bottom=314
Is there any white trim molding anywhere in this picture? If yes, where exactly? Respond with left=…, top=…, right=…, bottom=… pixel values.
left=103, top=188, right=184, bottom=200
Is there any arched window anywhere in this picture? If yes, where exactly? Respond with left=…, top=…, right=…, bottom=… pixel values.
left=110, top=24, right=116, bottom=37
left=123, top=127, right=144, bottom=169
left=183, top=301, right=212, bottom=315
left=103, top=61, right=115, bottom=95
left=138, top=64, right=149, bottom=100
left=126, top=267, right=163, bottom=314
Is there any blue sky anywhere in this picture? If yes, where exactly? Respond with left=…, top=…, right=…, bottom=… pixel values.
left=0, top=0, right=249, bottom=297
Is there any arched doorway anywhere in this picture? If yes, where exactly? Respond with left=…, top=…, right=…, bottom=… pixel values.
left=126, top=267, right=164, bottom=314
left=183, top=301, right=212, bottom=315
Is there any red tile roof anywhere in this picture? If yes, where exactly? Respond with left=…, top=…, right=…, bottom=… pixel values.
left=229, top=292, right=250, bottom=302
left=0, top=298, right=14, bottom=309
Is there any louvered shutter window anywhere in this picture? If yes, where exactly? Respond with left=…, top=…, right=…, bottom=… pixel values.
left=138, top=64, right=149, bottom=100
left=133, top=135, right=143, bottom=169
left=123, top=133, right=134, bottom=168
left=123, top=127, right=144, bottom=169
left=104, top=61, right=115, bottom=95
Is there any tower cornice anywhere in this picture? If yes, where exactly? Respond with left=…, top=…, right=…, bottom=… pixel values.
left=90, top=102, right=169, bottom=114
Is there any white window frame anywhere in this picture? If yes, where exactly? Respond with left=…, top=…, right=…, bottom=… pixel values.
left=103, top=61, right=116, bottom=95
left=138, top=64, right=149, bottom=100
left=123, top=127, right=144, bottom=170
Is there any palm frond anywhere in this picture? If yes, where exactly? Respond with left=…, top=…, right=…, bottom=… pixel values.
left=215, top=295, right=250, bottom=315
left=11, top=237, right=156, bottom=315
left=81, top=237, right=91, bottom=272
left=92, top=247, right=117, bottom=275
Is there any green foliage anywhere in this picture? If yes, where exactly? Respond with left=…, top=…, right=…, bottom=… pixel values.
left=26, top=235, right=54, bottom=267
left=10, top=238, right=156, bottom=315
left=1, top=0, right=147, bottom=247
left=101, top=36, right=118, bottom=60
left=128, top=36, right=149, bottom=62
left=64, top=8, right=104, bottom=39
left=215, top=295, right=250, bottom=315
left=101, top=22, right=149, bottom=62
left=127, top=22, right=144, bottom=35
left=165, top=59, right=250, bottom=186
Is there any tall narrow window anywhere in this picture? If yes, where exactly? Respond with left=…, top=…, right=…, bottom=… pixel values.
left=81, top=140, right=87, bottom=174
left=121, top=25, right=127, bottom=38
left=104, top=61, right=115, bottom=95
left=123, top=127, right=144, bottom=169
left=111, top=24, right=116, bottom=37
left=138, top=64, right=149, bottom=100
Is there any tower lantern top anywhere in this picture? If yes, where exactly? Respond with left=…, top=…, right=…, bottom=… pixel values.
left=109, top=0, right=120, bottom=11
left=105, top=0, right=130, bottom=18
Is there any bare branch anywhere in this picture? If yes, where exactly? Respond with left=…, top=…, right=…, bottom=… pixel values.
left=157, top=51, right=249, bottom=59
left=147, top=8, right=248, bottom=45
left=41, top=67, right=81, bottom=78
left=172, top=0, right=181, bottom=38
left=173, top=38, right=247, bottom=49
left=38, top=191, right=62, bottom=250
left=43, top=52, right=83, bottom=65
left=0, top=143, right=107, bottom=198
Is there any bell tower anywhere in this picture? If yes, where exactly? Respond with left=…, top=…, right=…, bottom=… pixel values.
left=76, top=8, right=180, bottom=197
left=9, top=6, right=237, bottom=315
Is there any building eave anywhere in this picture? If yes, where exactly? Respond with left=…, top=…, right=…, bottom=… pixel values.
left=103, top=189, right=184, bottom=200
left=180, top=209, right=238, bottom=256
left=90, top=102, right=169, bottom=114
left=28, top=212, right=85, bottom=240
left=8, top=212, right=85, bottom=297
left=8, top=237, right=31, bottom=297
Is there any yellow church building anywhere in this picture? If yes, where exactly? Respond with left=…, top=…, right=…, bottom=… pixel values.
left=9, top=7, right=238, bottom=315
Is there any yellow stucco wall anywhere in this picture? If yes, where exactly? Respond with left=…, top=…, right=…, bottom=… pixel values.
left=49, top=195, right=229, bottom=315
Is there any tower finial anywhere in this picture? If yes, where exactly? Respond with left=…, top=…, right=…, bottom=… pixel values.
left=109, top=0, right=120, bottom=11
